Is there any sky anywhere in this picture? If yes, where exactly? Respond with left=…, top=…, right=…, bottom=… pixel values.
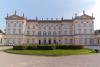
left=0, top=0, right=97, bottom=32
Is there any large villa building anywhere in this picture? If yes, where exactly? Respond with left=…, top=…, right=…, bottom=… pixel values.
left=1, top=10, right=96, bottom=45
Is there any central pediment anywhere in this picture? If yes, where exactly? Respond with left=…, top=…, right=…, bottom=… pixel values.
left=5, top=14, right=25, bottom=20
left=75, top=14, right=95, bottom=20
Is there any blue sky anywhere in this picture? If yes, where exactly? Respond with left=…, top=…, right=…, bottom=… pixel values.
left=0, top=0, right=96, bottom=32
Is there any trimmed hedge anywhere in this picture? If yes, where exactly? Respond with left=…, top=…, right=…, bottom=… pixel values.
left=26, top=45, right=37, bottom=50
left=13, top=45, right=84, bottom=50
left=37, top=45, right=55, bottom=50
left=55, top=45, right=83, bottom=49
left=13, top=45, right=26, bottom=50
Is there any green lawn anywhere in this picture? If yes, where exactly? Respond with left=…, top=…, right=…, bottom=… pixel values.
left=4, top=49, right=95, bottom=56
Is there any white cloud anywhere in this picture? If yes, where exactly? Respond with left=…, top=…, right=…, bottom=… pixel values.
left=85, top=0, right=100, bottom=30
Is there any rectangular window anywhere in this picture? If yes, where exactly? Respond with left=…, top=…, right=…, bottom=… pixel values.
left=64, top=31, right=67, bottom=35
left=78, top=29, right=81, bottom=34
left=14, top=23, right=16, bottom=27
left=32, top=39, right=34, bottom=43
left=19, top=29, right=22, bottom=34
left=65, top=39, right=67, bottom=44
left=33, top=31, right=35, bottom=35
left=13, top=29, right=16, bottom=34
left=33, top=26, right=35, bottom=29
left=84, top=29, right=87, bottom=33
left=27, top=31, right=30, bottom=35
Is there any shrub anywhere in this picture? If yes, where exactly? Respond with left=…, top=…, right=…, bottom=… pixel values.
left=13, top=45, right=26, bottom=50
left=26, top=45, right=37, bottom=50
left=55, top=45, right=69, bottom=49
left=13, top=44, right=83, bottom=50
left=55, top=45, right=83, bottom=49
left=94, top=49, right=99, bottom=53
left=68, top=45, right=83, bottom=49
left=37, top=45, right=55, bottom=50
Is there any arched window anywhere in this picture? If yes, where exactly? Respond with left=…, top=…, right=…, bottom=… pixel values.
left=53, top=31, right=56, bottom=36
left=38, top=31, right=41, bottom=36
left=43, top=31, right=46, bottom=36
left=48, top=31, right=51, bottom=36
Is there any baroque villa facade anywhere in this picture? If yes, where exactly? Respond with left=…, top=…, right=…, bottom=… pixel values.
left=4, top=11, right=95, bottom=45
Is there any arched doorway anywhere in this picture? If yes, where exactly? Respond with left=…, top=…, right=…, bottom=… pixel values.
left=49, top=40, right=51, bottom=44
left=44, top=40, right=46, bottom=44
left=39, top=40, right=41, bottom=45
left=54, top=40, right=56, bottom=44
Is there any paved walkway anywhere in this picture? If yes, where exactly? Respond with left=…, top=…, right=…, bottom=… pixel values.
left=0, top=46, right=100, bottom=67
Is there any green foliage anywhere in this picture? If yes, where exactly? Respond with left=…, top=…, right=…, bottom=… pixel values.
left=68, top=45, right=83, bottom=49
left=26, top=45, right=37, bottom=50
left=55, top=45, right=83, bottom=49
left=13, top=44, right=83, bottom=50
left=13, top=45, right=26, bottom=50
left=37, top=45, right=55, bottom=50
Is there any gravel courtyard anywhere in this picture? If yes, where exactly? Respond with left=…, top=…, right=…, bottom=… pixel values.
left=0, top=46, right=100, bottom=67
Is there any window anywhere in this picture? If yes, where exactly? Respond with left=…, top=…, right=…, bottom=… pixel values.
left=78, top=23, right=81, bottom=27
left=59, top=31, right=61, bottom=35
left=33, top=26, right=35, bottom=29
left=49, top=27, right=51, bottom=30
left=13, top=29, right=16, bottom=34
left=89, top=23, right=92, bottom=27
left=7, top=23, right=10, bottom=27
left=27, top=31, right=30, bottom=35
left=19, top=23, right=22, bottom=27
left=19, top=29, right=22, bottom=34
left=44, top=27, right=46, bottom=30
left=14, top=23, right=16, bottom=27
left=43, top=31, right=46, bottom=36
left=64, top=26, right=67, bottom=29
left=38, top=27, right=41, bottom=30
left=84, top=29, right=87, bottom=33
left=78, top=29, right=81, bottom=34
left=65, top=39, right=67, bottom=44
left=53, top=31, right=56, bottom=35
left=90, top=29, right=93, bottom=33
left=28, top=26, right=30, bottom=29
left=33, top=31, right=35, bottom=35
left=54, top=27, right=56, bottom=30
left=38, top=31, right=41, bottom=36
left=48, top=31, right=51, bottom=36
left=59, top=27, right=61, bottom=30
left=7, top=29, right=10, bottom=34
left=64, top=31, right=67, bottom=35
left=84, top=23, right=87, bottom=27
left=32, top=39, right=34, bottom=43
